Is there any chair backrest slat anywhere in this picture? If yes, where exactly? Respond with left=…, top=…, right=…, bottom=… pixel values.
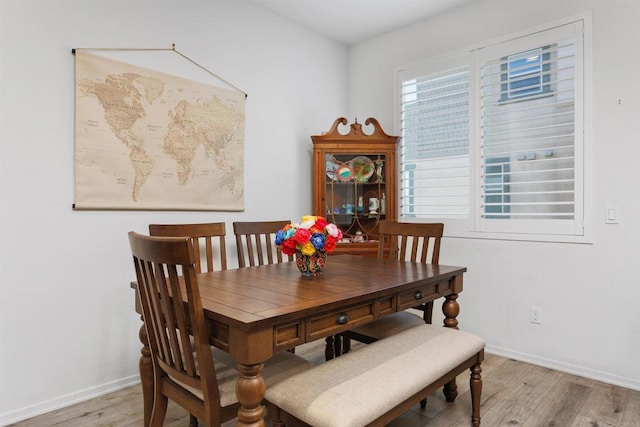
left=377, top=221, right=444, bottom=264
left=233, top=220, right=293, bottom=268
left=149, top=223, right=228, bottom=273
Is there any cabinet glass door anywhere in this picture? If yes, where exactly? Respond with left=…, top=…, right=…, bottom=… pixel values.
left=324, top=153, right=388, bottom=243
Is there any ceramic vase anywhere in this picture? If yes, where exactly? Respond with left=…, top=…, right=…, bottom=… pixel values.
left=295, top=251, right=327, bottom=277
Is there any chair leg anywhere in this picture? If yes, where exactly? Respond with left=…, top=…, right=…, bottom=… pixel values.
left=342, top=335, right=351, bottom=354
left=267, top=403, right=285, bottom=427
left=423, top=301, right=434, bottom=324
left=150, top=393, right=168, bottom=427
left=420, top=398, right=427, bottom=409
left=189, top=414, right=198, bottom=427
left=470, top=362, right=483, bottom=427
left=333, top=334, right=342, bottom=357
left=324, top=336, right=335, bottom=361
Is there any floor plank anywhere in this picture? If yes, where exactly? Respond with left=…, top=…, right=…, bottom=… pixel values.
left=620, top=391, right=640, bottom=427
left=520, top=375, right=590, bottom=426
left=569, top=377, right=630, bottom=426
left=480, top=361, right=564, bottom=425
left=8, top=340, right=640, bottom=427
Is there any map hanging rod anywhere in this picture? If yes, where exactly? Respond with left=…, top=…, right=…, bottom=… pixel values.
left=71, top=44, right=247, bottom=98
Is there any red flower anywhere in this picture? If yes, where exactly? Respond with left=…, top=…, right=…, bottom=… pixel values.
left=293, top=228, right=311, bottom=244
left=323, top=236, right=337, bottom=253
left=281, top=238, right=298, bottom=255
left=315, top=217, right=329, bottom=229
left=310, top=224, right=323, bottom=234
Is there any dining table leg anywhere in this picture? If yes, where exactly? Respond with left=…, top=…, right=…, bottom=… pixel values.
left=443, top=293, right=460, bottom=329
left=236, top=362, right=267, bottom=427
left=442, top=292, right=460, bottom=400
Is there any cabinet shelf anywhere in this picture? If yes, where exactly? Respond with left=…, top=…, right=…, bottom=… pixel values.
left=324, top=181, right=387, bottom=185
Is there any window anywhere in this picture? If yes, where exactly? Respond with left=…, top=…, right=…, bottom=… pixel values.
left=400, top=65, right=470, bottom=219
left=396, top=17, right=590, bottom=241
left=484, top=157, right=510, bottom=219
left=502, top=47, right=552, bottom=100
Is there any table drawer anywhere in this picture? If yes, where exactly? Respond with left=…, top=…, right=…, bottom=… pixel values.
left=307, top=302, right=375, bottom=341
left=397, top=283, right=443, bottom=311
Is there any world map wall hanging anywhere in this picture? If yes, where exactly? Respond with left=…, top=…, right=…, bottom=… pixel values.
left=73, top=47, right=245, bottom=211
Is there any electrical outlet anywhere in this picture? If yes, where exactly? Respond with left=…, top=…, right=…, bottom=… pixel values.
left=530, top=306, right=542, bottom=324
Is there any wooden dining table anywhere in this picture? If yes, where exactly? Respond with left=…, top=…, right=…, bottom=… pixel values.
left=131, top=254, right=467, bottom=427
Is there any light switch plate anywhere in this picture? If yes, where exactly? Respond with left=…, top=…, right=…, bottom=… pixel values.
left=605, top=205, right=619, bottom=224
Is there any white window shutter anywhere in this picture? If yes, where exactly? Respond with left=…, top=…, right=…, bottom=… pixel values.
left=395, top=17, right=589, bottom=240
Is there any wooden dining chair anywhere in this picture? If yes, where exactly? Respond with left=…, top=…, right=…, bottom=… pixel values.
left=233, top=220, right=293, bottom=268
left=128, top=232, right=314, bottom=427
left=335, top=221, right=444, bottom=407
left=149, top=222, right=228, bottom=273
left=148, top=222, right=228, bottom=427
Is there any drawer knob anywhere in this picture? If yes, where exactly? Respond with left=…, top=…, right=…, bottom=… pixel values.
left=336, top=313, right=350, bottom=325
left=414, top=290, right=423, bottom=300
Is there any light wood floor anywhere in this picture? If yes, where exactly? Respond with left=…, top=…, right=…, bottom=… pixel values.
left=9, top=340, right=640, bottom=427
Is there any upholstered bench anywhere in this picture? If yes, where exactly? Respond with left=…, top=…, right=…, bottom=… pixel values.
left=265, top=323, right=485, bottom=427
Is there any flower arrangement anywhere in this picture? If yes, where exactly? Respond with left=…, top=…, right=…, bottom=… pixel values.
left=275, top=215, right=343, bottom=256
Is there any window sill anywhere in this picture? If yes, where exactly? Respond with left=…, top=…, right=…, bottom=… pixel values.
left=444, top=229, right=592, bottom=244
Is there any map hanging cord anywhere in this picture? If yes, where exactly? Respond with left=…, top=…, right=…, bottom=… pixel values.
left=171, top=46, right=247, bottom=98
left=71, top=44, right=247, bottom=98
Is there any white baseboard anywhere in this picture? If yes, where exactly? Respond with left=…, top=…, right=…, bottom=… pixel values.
left=486, top=344, right=640, bottom=392
left=0, top=375, right=140, bottom=426
left=3, top=347, right=639, bottom=425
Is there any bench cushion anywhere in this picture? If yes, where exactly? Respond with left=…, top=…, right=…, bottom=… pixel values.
left=265, top=324, right=485, bottom=427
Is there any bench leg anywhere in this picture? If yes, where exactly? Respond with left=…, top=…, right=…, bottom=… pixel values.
left=443, top=378, right=458, bottom=402
left=470, top=362, right=483, bottom=427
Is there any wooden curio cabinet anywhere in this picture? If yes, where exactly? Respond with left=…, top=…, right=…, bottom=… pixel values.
left=312, top=117, right=399, bottom=256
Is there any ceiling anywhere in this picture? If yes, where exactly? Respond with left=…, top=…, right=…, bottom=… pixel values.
left=246, top=0, right=475, bottom=46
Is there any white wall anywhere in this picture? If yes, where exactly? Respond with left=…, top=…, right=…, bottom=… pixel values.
left=3, top=0, right=640, bottom=423
left=0, top=0, right=348, bottom=423
left=349, top=0, right=640, bottom=391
